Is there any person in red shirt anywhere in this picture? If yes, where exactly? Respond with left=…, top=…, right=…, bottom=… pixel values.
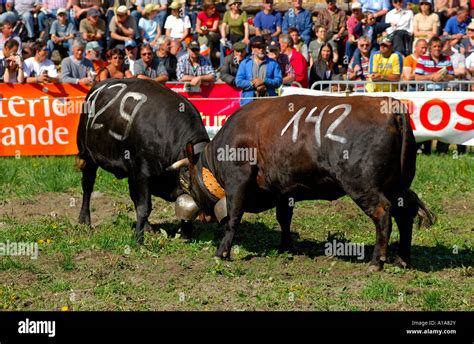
left=196, top=1, right=221, bottom=54
left=279, top=33, right=309, bottom=88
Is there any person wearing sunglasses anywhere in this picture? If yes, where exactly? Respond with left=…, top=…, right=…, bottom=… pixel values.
left=24, top=41, right=59, bottom=83
left=347, top=35, right=371, bottom=91
left=134, top=43, right=169, bottom=83
left=98, top=48, right=132, bottom=81
left=176, top=40, right=216, bottom=85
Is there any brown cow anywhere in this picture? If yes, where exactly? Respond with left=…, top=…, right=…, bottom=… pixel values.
left=169, top=95, right=435, bottom=271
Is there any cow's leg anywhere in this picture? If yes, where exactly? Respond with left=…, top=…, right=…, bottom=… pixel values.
left=352, top=193, right=392, bottom=272
left=180, top=220, right=193, bottom=240
left=78, top=159, right=98, bottom=226
left=129, top=176, right=151, bottom=244
left=215, top=181, right=248, bottom=260
left=128, top=178, right=152, bottom=233
left=276, top=198, right=294, bottom=253
left=391, top=188, right=417, bottom=268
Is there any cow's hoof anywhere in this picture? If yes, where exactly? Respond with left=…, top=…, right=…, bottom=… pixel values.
left=144, top=221, right=153, bottom=233
left=393, top=256, right=409, bottom=269
left=278, top=244, right=295, bottom=254
left=368, top=263, right=384, bottom=272
left=215, top=249, right=231, bottom=260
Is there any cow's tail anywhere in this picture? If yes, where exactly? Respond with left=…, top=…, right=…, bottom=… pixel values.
left=408, top=189, right=437, bottom=228
left=397, top=99, right=416, bottom=187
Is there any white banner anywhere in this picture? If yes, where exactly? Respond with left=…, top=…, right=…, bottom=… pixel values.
left=281, top=87, right=474, bottom=146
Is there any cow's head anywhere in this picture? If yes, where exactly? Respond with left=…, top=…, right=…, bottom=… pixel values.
left=167, top=142, right=222, bottom=224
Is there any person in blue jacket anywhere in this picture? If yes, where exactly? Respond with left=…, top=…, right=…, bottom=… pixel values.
left=282, top=0, right=313, bottom=45
left=235, top=36, right=283, bottom=106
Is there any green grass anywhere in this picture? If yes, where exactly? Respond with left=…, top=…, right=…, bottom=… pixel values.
left=0, top=153, right=473, bottom=311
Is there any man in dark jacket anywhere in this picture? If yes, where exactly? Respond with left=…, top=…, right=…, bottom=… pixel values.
left=220, top=41, right=247, bottom=86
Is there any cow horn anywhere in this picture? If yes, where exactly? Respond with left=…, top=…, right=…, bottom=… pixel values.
left=166, top=158, right=189, bottom=171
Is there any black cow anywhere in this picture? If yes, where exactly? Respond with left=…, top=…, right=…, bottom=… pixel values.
left=76, top=79, right=209, bottom=243
left=169, top=95, right=435, bottom=271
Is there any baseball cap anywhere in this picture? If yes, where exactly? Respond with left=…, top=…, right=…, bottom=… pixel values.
left=250, top=36, right=267, bottom=48
left=86, top=41, right=103, bottom=51
left=267, top=40, right=280, bottom=51
left=351, top=2, right=362, bottom=10
left=57, top=8, right=67, bottom=15
left=87, top=8, right=100, bottom=17
left=233, top=41, right=246, bottom=52
left=116, top=5, right=128, bottom=14
left=125, top=40, right=137, bottom=48
left=380, top=36, right=393, bottom=46
left=188, top=40, right=200, bottom=50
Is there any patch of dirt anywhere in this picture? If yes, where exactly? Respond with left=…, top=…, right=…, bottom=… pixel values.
left=0, top=192, right=131, bottom=225
left=442, top=191, right=474, bottom=217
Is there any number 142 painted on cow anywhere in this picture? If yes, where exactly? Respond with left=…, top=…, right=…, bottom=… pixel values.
left=281, top=104, right=352, bottom=147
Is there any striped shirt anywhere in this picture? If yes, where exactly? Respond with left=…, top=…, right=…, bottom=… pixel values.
left=415, top=54, right=454, bottom=76
left=176, top=53, right=215, bottom=81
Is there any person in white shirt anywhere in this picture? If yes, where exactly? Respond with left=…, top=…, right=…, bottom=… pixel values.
left=24, top=41, right=59, bottom=83
left=466, top=51, right=474, bottom=79
left=385, top=0, right=414, bottom=56
left=164, top=1, right=191, bottom=45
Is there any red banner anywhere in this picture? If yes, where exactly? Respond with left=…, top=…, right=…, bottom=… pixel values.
left=0, top=82, right=242, bottom=156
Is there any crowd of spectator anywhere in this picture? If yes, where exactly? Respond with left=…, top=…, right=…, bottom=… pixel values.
left=0, top=0, right=473, bottom=89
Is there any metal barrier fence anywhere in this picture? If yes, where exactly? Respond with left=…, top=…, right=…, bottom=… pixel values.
left=310, top=80, right=474, bottom=93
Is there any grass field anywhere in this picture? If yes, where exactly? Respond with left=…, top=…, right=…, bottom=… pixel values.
left=0, top=153, right=473, bottom=311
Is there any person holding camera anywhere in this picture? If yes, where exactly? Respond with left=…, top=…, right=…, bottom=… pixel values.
left=1, top=39, right=25, bottom=83
left=24, top=41, right=60, bottom=83
left=196, top=1, right=221, bottom=55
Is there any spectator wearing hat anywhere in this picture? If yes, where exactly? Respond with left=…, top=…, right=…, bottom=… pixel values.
left=165, top=2, right=191, bottom=45
left=465, top=49, right=474, bottom=78
left=109, top=5, right=137, bottom=49
left=266, top=40, right=296, bottom=86
left=316, top=0, right=347, bottom=49
left=24, top=41, right=59, bottom=83
left=80, top=8, right=106, bottom=44
left=282, top=0, right=312, bottom=45
left=37, top=0, right=70, bottom=39
left=221, top=1, right=249, bottom=45
left=384, top=0, right=414, bottom=56
left=254, top=0, right=282, bottom=39
left=14, top=0, right=42, bottom=42
left=196, top=1, right=221, bottom=55
left=71, top=0, right=101, bottom=26
left=345, top=2, right=364, bottom=63
left=413, top=0, right=440, bottom=44
left=61, top=39, right=95, bottom=85
left=155, top=36, right=177, bottom=80
left=98, top=48, right=132, bottom=81
left=460, top=21, right=474, bottom=56
left=220, top=41, right=248, bottom=86
left=176, top=40, right=216, bottom=85
left=359, top=0, right=390, bottom=21
left=123, top=39, right=138, bottom=75
left=347, top=35, right=372, bottom=91
left=47, top=8, right=76, bottom=59
left=132, top=0, right=168, bottom=32
left=279, top=34, right=308, bottom=88
left=403, top=38, right=428, bottom=80
left=0, top=0, right=19, bottom=27
left=134, top=43, right=169, bottom=82
left=85, top=40, right=106, bottom=74
left=139, top=4, right=161, bottom=49
left=443, top=7, right=470, bottom=46
left=235, top=36, right=282, bottom=105
left=366, top=36, right=403, bottom=92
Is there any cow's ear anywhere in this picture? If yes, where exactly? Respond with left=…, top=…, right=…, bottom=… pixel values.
left=186, top=142, right=195, bottom=164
